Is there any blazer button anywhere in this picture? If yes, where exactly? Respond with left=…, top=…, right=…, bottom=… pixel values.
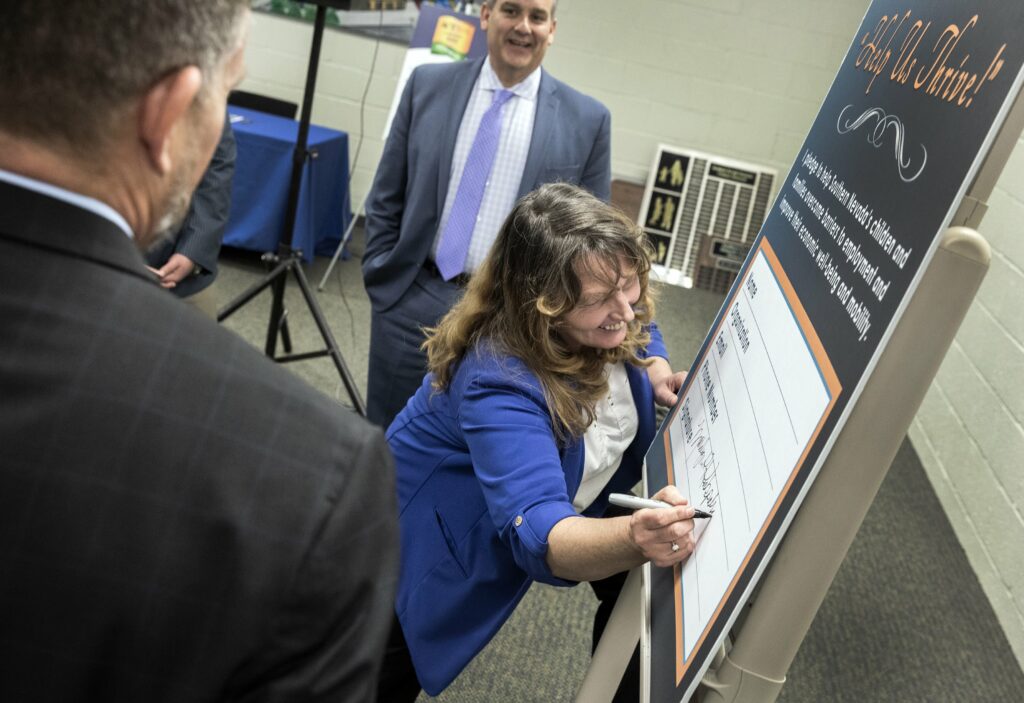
left=514, top=515, right=523, bottom=527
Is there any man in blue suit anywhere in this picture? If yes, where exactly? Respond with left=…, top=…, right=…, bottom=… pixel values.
left=362, top=0, right=612, bottom=427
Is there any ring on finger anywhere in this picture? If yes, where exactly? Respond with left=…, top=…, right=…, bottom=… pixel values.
left=671, top=541, right=680, bottom=552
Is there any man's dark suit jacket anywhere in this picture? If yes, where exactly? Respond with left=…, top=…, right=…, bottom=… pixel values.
left=145, top=113, right=236, bottom=298
left=0, top=178, right=398, bottom=701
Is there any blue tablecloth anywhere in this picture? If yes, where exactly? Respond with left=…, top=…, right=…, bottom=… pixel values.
left=224, top=107, right=350, bottom=262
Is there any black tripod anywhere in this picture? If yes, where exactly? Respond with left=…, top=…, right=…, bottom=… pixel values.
left=218, top=1, right=364, bottom=416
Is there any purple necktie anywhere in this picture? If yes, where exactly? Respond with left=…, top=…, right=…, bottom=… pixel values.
left=435, top=88, right=515, bottom=281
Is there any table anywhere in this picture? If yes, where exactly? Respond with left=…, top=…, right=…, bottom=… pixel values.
left=224, top=106, right=350, bottom=262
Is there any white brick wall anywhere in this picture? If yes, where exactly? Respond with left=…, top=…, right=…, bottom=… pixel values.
left=240, top=0, right=1024, bottom=667
left=909, top=139, right=1024, bottom=665
left=546, top=0, right=867, bottom=180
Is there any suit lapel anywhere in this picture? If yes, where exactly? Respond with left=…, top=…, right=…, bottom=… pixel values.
left=435, top=58, right=485, bottom=217
left=518, top=70, right=559, bottom=199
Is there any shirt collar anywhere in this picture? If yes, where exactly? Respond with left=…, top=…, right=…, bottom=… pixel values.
left=0, top=168, right=133, bottom=239
left=479, top=60, right=542, bottom=102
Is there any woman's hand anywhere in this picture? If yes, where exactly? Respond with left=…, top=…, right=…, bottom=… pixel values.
left=628, top=485, right=696, bottom=567
left=646, top=357, right=687, bottom=407
left=546, top=487, right=698, bottom=581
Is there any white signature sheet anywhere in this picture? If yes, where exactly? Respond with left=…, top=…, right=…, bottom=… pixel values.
left=665, top=240, right=840, bottom=660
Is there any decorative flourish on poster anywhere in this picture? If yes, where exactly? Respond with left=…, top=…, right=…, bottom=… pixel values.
left=836, top=105, right=927, bottom=182
left=854, top=11, right=1008, bottom=108
left=778, top=149, right=916, bottom=342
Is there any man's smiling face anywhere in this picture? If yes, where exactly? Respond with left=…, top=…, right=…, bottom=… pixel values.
left=480, top=0, right=557, bottom=87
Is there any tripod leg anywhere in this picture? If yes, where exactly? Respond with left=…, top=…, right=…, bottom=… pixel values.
left=219, top=7, right=365, bottom=414
left=290, top=262, right=367, bottom=416
left=217, top=259, right=288, bottom=322
left=280, top=311, right=294, bottom=354
left=265, top=270, right=287, bottom=358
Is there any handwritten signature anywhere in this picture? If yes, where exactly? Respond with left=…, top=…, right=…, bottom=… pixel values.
left=836, top=104, right=927, bottom=183
left=688, top=421, right=720, bottom=512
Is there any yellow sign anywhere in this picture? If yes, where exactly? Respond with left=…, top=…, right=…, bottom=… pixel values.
left=432, top=16, right=475, bottom=60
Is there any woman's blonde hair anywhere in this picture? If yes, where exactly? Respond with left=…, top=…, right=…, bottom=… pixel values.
left=425, top=182, right=657, bottom=442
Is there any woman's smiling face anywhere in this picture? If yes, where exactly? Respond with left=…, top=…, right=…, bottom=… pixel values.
left=558, top=256, right=640, bottom=351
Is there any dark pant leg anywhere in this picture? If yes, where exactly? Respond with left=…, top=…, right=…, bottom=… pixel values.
left=366, top=269, right=463, bottom=428
left=366, top=308, right=430, bottom=429
left=376, top=615, right=422, bottom=703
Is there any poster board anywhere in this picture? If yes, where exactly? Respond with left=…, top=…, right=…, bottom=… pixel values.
left=642, top=3, right=1024, bottom=701
left=381, top=4, right=488, bottom=138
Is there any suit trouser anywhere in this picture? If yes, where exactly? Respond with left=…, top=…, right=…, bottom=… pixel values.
left=366, top=266, right=464, bottom=429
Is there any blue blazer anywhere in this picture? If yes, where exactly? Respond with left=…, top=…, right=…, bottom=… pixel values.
left=362, top=57, right=612, bottom=312
left=386, top=343, right=662, bottom=695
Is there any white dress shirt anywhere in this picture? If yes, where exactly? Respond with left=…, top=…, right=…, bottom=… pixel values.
left=432, top=60, right=540, bottom=274
left=574, top=363, right=640, bottom=512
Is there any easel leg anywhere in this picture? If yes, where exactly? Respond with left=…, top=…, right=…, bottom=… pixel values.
left=576, top=568, right=642, bottom=703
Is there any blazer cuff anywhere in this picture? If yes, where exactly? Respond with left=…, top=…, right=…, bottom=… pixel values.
left=173, top=232, right=214, bottom=272
left=641, top=321, right=669, bottom=361
left=506, top=500, right=578, bottom=587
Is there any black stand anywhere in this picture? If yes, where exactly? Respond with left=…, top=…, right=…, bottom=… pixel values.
left=218, top=3, right=365, bottom=416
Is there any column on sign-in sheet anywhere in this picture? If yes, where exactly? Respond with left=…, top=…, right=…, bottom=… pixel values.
left=673, top=250, right=833, bottom=657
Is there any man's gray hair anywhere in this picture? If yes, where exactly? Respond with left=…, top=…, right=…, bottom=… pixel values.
left=0, top=0, right=248, bottom=151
